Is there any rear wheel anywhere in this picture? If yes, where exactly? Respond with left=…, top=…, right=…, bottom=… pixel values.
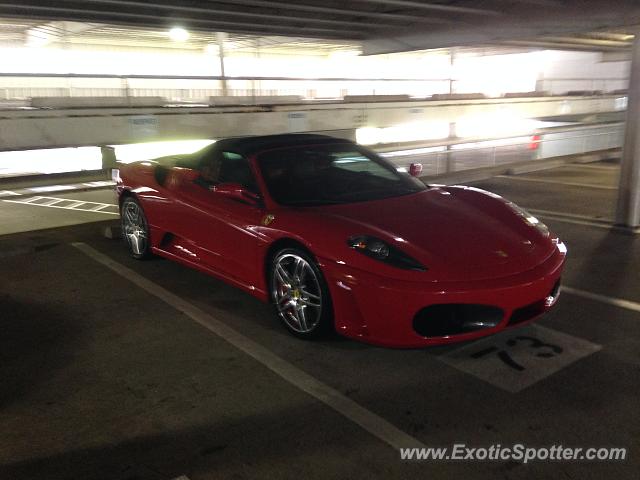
left=270, top=248, right=333, bottom=339
left=121, top=196, right=151, bottom=260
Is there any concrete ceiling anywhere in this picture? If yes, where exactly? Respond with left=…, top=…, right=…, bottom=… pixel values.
left=0, top=1, right=638, bottom=54
left=0, top=18, right=360, bottom=55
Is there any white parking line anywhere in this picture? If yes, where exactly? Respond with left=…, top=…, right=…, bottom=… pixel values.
left=563, top=286, right=640, bottom=314
left=72, top=242, right=425, bottom=450
left=29, top=185, right=77, bottom=193
left=40, top=198, right=66, bottom=207
left=528, top=208, right=610, bottom=222
left=497, top=175, right=617, bottom=190
left=536, top=217, right=612, bottom=230
left=91, top=204, right=112, bottom=211
left=3, top=196, right=118, bottom=215
left=21, top=196, right=44, bottom=204
left=66, top=201, right=87, bottom=209
left=0, top=180, right=114, bottom=198
left=526, top=209, right=614, bottom=230
left=83, top=181, right=114, bottom=187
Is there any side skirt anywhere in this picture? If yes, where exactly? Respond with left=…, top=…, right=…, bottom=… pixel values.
left=151, top=246, right=269, bottom=302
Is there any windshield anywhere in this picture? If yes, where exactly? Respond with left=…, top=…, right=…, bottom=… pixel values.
left=258, top=144, right=427, bottom=206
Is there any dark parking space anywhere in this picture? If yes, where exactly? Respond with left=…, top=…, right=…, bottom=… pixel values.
left=471, top=164, right=619, bottom=221
left=512, top=164, right=620, bottom=187
left=0, top=239, right=420, bottom=480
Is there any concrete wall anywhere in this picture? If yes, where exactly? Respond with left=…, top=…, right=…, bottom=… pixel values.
left=537, top=51, right=630, bottom=94
left=0, top=95, right=624, bottom=151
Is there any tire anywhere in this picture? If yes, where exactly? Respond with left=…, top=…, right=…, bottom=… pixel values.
left=269, top=247, right=333, bottom=339
left=121, top=196, right=151, bottom=260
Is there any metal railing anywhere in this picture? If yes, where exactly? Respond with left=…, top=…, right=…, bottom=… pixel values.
left=381, top=123, right=624, bottom=177
left=0, top=73, right=456, bottom=102
left=0, top=72, right=629, bottom=103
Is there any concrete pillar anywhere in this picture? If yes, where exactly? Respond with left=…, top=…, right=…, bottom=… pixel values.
left=616, top=35, right=640, bottom=230
left=101, top=146, right=117, bottom=170
left=449, top=47, right=456, bottom=95
left=217, top=32, right=228, bottom=97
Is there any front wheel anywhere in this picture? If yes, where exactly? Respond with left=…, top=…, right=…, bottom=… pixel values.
left=270, top=248, right=333, bottom=339
left=121, top=196, right=151, bottom=260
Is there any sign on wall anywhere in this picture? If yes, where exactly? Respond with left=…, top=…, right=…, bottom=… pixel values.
left=129, top=115, right=159, bottom=140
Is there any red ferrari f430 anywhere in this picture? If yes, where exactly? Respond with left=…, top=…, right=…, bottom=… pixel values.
left=115, top=134, right=566, bottom=348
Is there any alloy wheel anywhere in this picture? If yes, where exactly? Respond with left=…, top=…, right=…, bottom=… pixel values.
left=122, top=200, right=148, bottom=256
left=272, top=253, right=323, bottom=334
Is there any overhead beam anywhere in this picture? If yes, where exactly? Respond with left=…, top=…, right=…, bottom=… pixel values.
left=0, top=14, right=363, bottom=41
left=0, top=4, right=368, bottom=39
left=503, top=39, right=632, bottom=52
left=505, top=0, right=563, bottom=5
left=25, top=20, right=96, bottom=46
left=14, top=0, right=386, bottom=30
left=200, top=0, right=456, bottom=25
left=540, top=36, right=632, bottom=48
left=351, top=0, right=502, bottom=17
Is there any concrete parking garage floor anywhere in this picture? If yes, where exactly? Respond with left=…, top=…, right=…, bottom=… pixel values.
left=0, top=163, right=638, bottom=480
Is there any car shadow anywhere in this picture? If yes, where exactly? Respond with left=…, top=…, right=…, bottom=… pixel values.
left=0, top=296, right=79, bottom=409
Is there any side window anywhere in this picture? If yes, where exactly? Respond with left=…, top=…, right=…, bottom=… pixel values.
left=199, top=150, right=223, bottom=184
left=218, top=152, right=258, bottom=193
left=330, top=152, right=397, bottom=180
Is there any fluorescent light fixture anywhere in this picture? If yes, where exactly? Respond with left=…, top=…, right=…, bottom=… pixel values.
left=0, top=147, right=102, bottom=175
left=329, top=50, right=362, bottom=60
left=356, top=122, right=449, bottom=146
left=29, top=185, right=75, bottom=193
left=25, top=28, right=51, bottom=48
left=356, top=127, right=382, bottom=146
left=204, top=43, right=219, bottom=55
left=111, top=139, right=216, bottom=163
left=168, top=27, right=190, bottom=42
left=381, top=146, right=447, bottom=158
left=450, top=137, right=532, bottom=151
left=456, top=114, right=537, bottom=139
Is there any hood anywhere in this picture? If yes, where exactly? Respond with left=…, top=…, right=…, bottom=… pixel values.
left=318, top=187, right=555, bottom=282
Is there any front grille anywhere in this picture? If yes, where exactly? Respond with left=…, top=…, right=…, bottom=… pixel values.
left=508, top=300, right=546, bottom=326
left=413, top=304, right=504, bottom=337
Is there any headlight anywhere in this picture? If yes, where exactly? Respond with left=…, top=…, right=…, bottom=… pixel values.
left=507, top=202, right=550, bottom=237
left=348, top=235, right=426, bottom=271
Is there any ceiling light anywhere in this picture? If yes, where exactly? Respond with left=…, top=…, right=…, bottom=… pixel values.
left=329, top=50, right=362, bottom=60
left=204, top=43, right=219, bottom=55
left=25, top=28, right=51, bottom=47
left=168, top=27, right=190, bottom=42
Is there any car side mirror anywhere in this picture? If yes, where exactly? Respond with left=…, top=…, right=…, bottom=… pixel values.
left=409, top=163, right=423, bottom=177
left=211, top=182, right=261, bottom=206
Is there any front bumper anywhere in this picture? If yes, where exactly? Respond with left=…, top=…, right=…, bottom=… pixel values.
left=320, top=247, right=566, bottom=348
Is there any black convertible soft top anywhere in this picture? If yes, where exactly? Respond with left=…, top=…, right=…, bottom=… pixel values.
left=213, top=134, right=354, bottom=156
left=150, top=134, right=356, bottom=171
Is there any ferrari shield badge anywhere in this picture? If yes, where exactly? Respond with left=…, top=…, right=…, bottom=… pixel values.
left=262, top=214, right=276, bottom=226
